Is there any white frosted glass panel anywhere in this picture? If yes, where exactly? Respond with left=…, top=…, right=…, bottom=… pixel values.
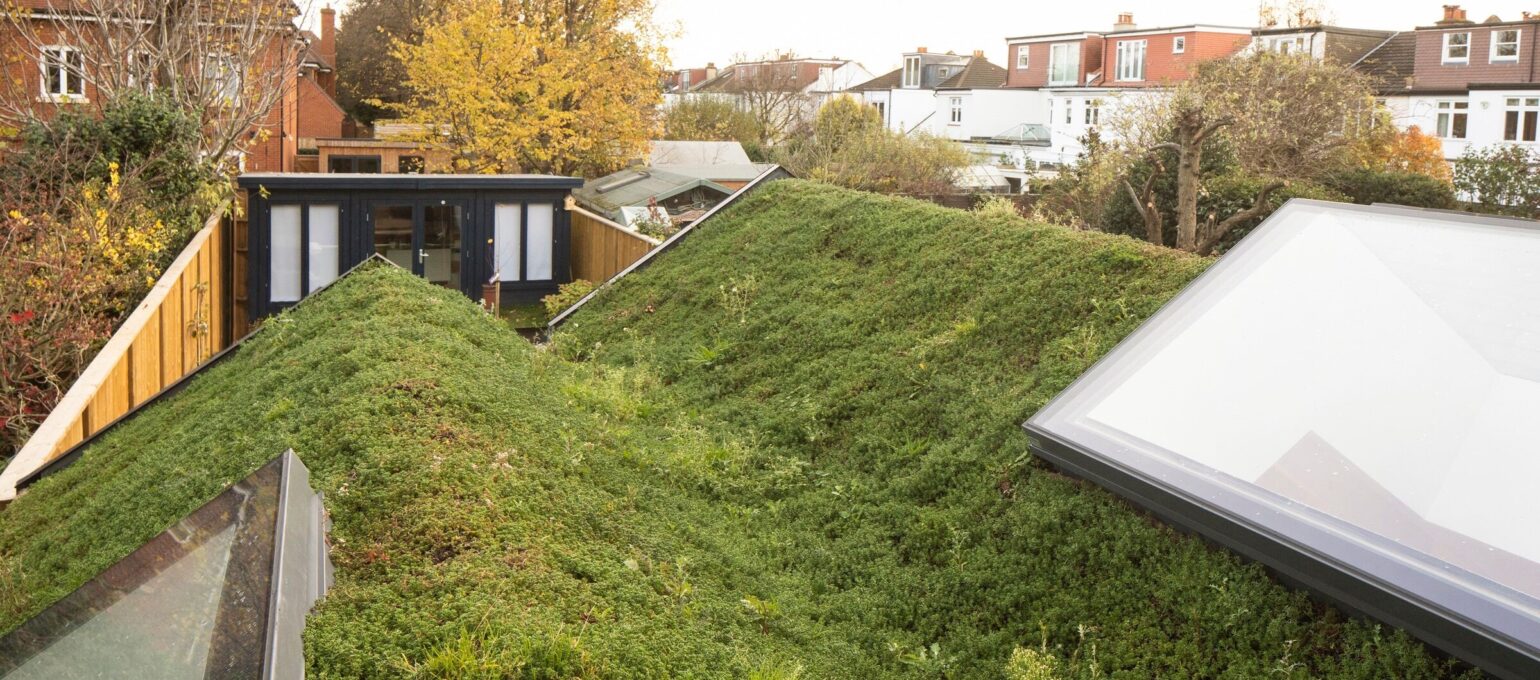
left=307, top=205, right=340, bottom=292
left=1031, top=201, right=1540, bottom=612
left=270, top=205, right=302, bottom=303
left=494, top=204, right=521, bottom=282
left=527, top=204, right=554, bottom=280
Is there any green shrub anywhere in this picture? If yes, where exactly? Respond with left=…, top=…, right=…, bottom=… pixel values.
left=1198, top=173, right=1346, bottom=254
left=1324, top=168, right=1456, bottom=210
left=541, top=279, right=596, bottom=317
left=1453, top=144, right=1540, bottom=217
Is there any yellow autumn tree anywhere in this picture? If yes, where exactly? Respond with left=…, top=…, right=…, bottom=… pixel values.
left=392, top=0, right=665, bottom=176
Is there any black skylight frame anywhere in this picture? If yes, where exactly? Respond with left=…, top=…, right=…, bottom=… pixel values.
left=1023, top=199, right=1540, bottom=679
left=0, top=450, right=331, bottom=679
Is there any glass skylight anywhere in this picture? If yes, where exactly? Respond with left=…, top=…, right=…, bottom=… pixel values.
left=1027, top=200, right=1540, bottom=679
left=0, top=451, right=331, bottom=679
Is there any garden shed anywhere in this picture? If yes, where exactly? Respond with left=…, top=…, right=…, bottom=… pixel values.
left=238, top=173, right=583, bottom=320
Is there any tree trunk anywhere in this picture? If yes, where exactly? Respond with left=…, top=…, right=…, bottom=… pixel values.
left=1173, top=112, right=1204, bottom=251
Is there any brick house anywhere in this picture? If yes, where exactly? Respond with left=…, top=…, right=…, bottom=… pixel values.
left=997, top=14, right=1252, bottom=170
left=0, top=0, right=320, bottom=173
left=1355, top=5, right=1540, bottom=160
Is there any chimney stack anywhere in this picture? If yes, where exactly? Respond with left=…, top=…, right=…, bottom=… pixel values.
left=705, top=62, right=718, bottom=80
left=973, top=49, right=985, bottom=59
left=1437, top=5, right=1471, bottom=25
left=1114, top=12, right=1136, bottom=31
left=917, top=46, right=928, bottom=54
left=320, top=6, right=337, bottom=66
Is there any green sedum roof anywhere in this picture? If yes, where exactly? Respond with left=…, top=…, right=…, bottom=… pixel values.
left=0, top=182, right=1478, bottom=678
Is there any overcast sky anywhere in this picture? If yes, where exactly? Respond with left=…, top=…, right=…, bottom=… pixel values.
left=306, top=1, right=1538, bottom=73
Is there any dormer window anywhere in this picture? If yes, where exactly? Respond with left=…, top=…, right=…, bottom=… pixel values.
left=938, top=67, right=950, bottom=79
left=1017, top=47, right=1030, bottom=69
left=1492, top=29, right=1521, bottom=62
left=1443, top=32, right=1470, bottom=64
left=902, top=55, right=921, bottom=88
left=1173, top=36, right=1186, bottom=54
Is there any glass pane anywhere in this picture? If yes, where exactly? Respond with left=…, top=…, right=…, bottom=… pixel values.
left=1526, top=111, right=1537, bottom=142
left=423, top=204, right=463, bottom=290
left=372, top=205, right=414, bottom=271
left=1029, top=203, right=1540, bottom=666
left=526, top=204, right=554, bottom=281
left=270, top=205, right=301, bottom=303
left=494, top=203, right=521, bottom=282
left=0, top=452, right=332, bottom=679
left=308, top=205, right=340, bottom=292
left=1452, top=112, right=1466, bottom=139
left=1506, top=111, right=1519, bottom=141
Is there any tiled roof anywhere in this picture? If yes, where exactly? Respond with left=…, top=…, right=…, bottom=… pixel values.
left=1353, top=32, right=1416, bottom=93
left=850, top=68, right=901, bottom=92
left=937, top=58, right=1008, bottom=90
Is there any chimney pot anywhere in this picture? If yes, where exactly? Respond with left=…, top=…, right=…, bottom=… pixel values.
left=918, top=46, right=928, bottom=54
left=1114, top=12, right=1136, bottom=31
left=973, top=49, right=985, bottom=58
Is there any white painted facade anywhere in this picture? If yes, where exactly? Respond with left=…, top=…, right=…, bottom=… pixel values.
left=1384, top=90, right=1540, bottom=161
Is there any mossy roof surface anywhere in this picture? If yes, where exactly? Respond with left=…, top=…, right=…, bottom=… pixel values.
left=0, top=182, right=1478, bottom=678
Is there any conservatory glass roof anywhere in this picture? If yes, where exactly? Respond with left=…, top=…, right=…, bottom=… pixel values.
left=1026, top=200, right=1540, bottom=679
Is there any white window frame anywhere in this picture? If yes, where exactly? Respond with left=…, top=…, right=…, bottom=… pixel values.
left=204, top=55, right=241, bottom=105
left=1016, top=46, right=1030, bottom=69
left=903, top=56, right=921, bottom=89
left=1063, top=98, right=1073, bottom=125
left=1435, top=100, right=1468, bottom=140
left=1085, top=98, right=1101, bottom=126
left=1491, top=29, right=1521, bottom=63
left=1173, top=36, right=1186, bottom=54
left=1048, top=43, right=1077, bottom=86
left=937, top=66, right=950, bottom=79
left=1116, top=40, right=1147, bottom=82
left=1443, top=32, right=1471, bottom=64
left=1503, top=97, right=1540, bottom=142
left=949, top=96, right=963, bottom=124
left=39, top=45, right=85, bottom=101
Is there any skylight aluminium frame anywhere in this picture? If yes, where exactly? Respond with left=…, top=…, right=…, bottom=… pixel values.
left=1023, top=199, right=1540, bottom=679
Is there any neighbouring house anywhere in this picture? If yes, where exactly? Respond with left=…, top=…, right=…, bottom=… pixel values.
left=663, top=64, right=719, bottom=95
left=649, top=140, right=773, bottom=190
left=296, top=7, right=350, bottom=142
left=573, top=167, right=735, bottom=228
left=1352, top=5, right=1540, bottom=161
left=1001, top=14, right=1254, bottom=170
left=1248, top=24, right=1394, bottom=63
left=0, top=0, right=308, bottom=172
left=297, top=119, right=452, bottom=174
left=676, top=56, right=874, bottom=139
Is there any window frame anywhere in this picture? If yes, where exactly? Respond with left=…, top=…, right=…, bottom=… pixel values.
left=1063, top=97, right=1073, bottom=125
left=1048, top=43, right=1078, bottom=86
left=267, top=201, right=345, bottom=304
left=1491, top=28, right=1521, bottom=63
left=39, top=45, right=86, bottom=101
left=1116, top=39, right=1147, bottom=82
left=1016, top=45, right=1030, bottom=70
left=949, top=96, right=963, bottom=124
left=1085, top=98, right=1101, bottom=126
left=1503, top=96, right=1540, bottom=142
left=1173, top=36, right=1187, bottom=54
left=902, top=56, right=921, bottom=88
left=1435, top=100, right=1468, bottom=140
left=1443, top=32, right=1471, bottom=64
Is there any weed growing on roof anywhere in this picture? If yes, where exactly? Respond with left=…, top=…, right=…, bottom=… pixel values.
left=0, top=182, right=1484, bottom=678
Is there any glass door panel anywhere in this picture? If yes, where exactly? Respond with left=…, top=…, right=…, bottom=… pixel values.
left=371, top=205, right=415, bottom=272
left=422, top=204, right=463, bottom=290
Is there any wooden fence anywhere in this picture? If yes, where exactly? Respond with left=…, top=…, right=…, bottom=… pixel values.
left=0, top=210, right=233, bottom=501
left=568, top=201, right=659, bottom=284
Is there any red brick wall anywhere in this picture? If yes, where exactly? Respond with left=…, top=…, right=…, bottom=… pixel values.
left=1413, top=23, right=1538, bottom=90
left=1103, top=31, right=1250, bottom=86
left=297, top=74, right=345, bottom=140
left=0, top=18, right=298, bottom=172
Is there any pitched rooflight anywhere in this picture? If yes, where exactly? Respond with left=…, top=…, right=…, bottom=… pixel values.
left=0, top=451, right=331, bottom=679
left=1025, top=200, right=1540, bottom=679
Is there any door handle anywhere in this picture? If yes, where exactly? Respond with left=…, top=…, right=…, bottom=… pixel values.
left=418, top=249, right=429, bottom=263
